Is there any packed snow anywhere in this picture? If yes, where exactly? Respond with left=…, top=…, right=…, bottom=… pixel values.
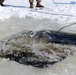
left=0, top=0, right=76, bottom=75
left=1, top=0, right=76, bottom=24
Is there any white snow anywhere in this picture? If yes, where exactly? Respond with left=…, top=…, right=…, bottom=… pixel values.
left=0, top=0, right=76, bottom=23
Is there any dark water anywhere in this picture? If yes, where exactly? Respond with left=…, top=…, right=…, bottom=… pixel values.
left=35, top=30, right=76, bottom=45
left=49, top=31, right=76, bottom=45
left=1, top=30, right=76, bottom=68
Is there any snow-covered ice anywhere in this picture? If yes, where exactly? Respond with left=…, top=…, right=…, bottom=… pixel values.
left=0, top=0, right=76, bottom=39
left=1, top=0, right=76, bottom=23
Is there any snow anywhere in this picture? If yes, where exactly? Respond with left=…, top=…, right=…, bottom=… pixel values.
left=0, top=0, right=76, bottom=40
left=0, top=0, right=76, bottom=23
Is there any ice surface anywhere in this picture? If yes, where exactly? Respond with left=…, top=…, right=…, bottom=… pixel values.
left=0, top=55, right=76, bottom=75
left=0, top=0, right=76, bottom=75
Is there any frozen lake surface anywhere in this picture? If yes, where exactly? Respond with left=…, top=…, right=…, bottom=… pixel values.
left=0, top=54, right=76, bottom=75
left=0, top=17, right=76, bottom=41
left=0, top=18, right=76, bottom=75
left=0, top=0, right=76, bottom=75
